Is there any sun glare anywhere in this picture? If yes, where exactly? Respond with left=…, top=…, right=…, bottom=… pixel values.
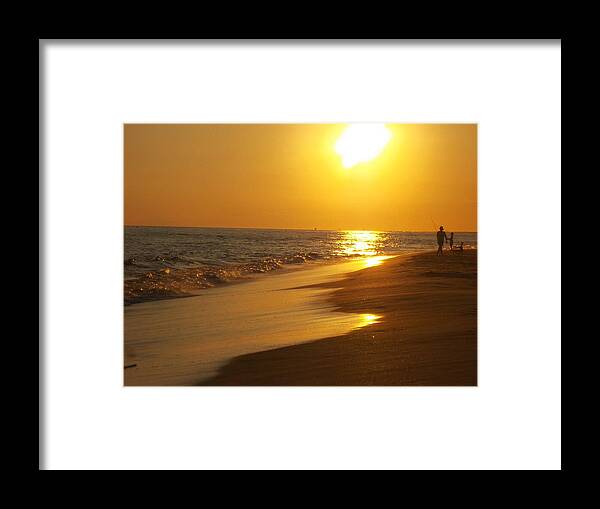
left=363, top=255, right=393, bottom=268
left=357, top=313, right=382, bottom=328
left=335, top=124, right=392, bottom=168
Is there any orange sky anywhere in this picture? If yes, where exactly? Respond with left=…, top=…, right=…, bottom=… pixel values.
left=124, top=124, right=477, bottom=231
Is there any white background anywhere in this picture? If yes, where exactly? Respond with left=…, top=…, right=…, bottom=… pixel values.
left=41, top=41, right=561, bottom=470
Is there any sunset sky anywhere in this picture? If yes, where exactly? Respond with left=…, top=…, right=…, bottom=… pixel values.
left=124, top=124, right=477, bottom=231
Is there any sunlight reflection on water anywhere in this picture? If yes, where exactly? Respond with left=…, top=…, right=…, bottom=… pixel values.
left=338, top=231, right=381, bottom=256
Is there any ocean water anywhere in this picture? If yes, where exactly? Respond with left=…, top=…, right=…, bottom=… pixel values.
left=124, top=226, right=477, bottom=305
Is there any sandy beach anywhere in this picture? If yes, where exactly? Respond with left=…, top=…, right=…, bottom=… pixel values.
left=202, top=250, right=477, bottom=386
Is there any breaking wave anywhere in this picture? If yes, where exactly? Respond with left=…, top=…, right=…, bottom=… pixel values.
left=124, top=227, right=478, bottom=305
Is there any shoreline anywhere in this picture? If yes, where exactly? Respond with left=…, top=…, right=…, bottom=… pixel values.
left=124, top=251, right=422, bottom=307
left=124, top=256, right=344, bottom=307
left=124, top=256, right=387, bottom=385
left=200, top=249, right=477, bottom=386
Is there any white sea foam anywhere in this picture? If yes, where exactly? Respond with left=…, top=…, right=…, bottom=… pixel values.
left=124, top=227, right=477, bottom=305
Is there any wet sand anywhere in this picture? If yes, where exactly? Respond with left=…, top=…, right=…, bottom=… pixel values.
left=202, top=250, right=477, bottom=386
left=124, top=258, right=389, bottom=386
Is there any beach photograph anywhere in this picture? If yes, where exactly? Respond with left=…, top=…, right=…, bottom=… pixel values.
left=124, top=123, right=477, bottom=386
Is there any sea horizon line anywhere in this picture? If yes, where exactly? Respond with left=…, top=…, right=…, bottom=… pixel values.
left=125, top=224, right=478, bottom=233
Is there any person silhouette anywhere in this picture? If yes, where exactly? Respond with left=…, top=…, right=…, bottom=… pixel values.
left=436, top=226, right=448, bottom=256
left=449, top=232, right=454, bottom=250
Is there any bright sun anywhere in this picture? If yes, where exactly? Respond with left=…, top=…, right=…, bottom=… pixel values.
left=335, top=123, right=392, bottom=168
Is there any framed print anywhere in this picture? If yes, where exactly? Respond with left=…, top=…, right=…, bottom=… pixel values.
left=41, top=39, right=561, bottom=470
